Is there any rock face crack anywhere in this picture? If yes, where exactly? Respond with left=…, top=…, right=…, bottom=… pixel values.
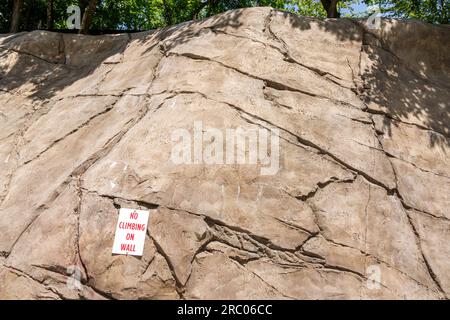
left=296, top=176, right=357, bottom=201
left=21, top=98, right=120, bottom=166
left=265, top=9, right=351, bottom=88
left=168, top=51, right=360, bottom=110
left=403, top=208, right=448, bottom=299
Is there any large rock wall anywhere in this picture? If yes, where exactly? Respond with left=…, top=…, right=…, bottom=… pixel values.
left=0, top=7, right=449, bottom=299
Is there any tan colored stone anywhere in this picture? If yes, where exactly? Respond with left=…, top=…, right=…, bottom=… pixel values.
left=79, top=192, right=179, bottom=299
left=5, top=184, right=82, bottom=279
left=1, top=31, right=65, bottom=64
left=0, top=95, right=145, bottom=253
left=82, top=94, right=322, bottom=250
left=270, top=10, right=362, bottom=88
left=361, top=45, right=449, bottom=137
left=0, top=136, right=16, bottom=200
left=150, top=55, right=394, bottom=189
left=149, top=207, right=212, bottom=285
left=245, top=258, right=363, bottom=299
left=0, top=267, right=60, bottom=300
left=309, top=176, right=435, bottom=289
left=302, top=235, right=442, bottom=299
left=0, top=8, right=448, bottom=300
left=20, top=96, right=119, bottom=164
left=184, top=252, right=281, bottom=299
left=373, top=115, right=450, bottom=177
left=359, top=19, right=450, bottom=84
left=63, top=33, right=129, bottom=67
left=391, top=158, right=450, bottom=219
left=169, top=30, right=362, bottom=107
left=409, top=210, right=450, bottom=298
left=0, top=92, right=35, bottom=140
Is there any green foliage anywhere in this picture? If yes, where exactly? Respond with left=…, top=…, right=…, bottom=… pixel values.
left=365, top=0, right=449, bottom=23
left=1, top=0, right=447, bottom=33
left=284, top=0, right=327, bottom=17
left=91, top=0, right=165, bottom=30
left=1, top=0, right=47, bottom=32
left=0, top=1, right=12, bottom=32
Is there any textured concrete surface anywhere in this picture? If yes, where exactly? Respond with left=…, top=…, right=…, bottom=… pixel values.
left=0, top=7, right=449, bottom=299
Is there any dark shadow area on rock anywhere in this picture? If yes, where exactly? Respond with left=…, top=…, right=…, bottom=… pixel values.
left=135, top=8, right=244, bottom=55
left=0, top=31, right=129, bottom=100
left=275, top=9, right=363, bottom=42
left=0, top=9, right=244, bottom=102
left=359, top=22, right=450, bottom=148
left=275, top=9, right=449, bottom=149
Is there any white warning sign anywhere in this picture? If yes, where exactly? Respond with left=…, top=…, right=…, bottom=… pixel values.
left=112, top=208, right=150, bottom=256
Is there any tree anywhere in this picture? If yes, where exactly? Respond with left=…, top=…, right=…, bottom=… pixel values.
left=321, top=0, right=340, bottom=17
left=162, top=0, right=173, bottom=25
left=191, top=0, right=217, bottom=20
left=365, top=0, right=449, bottom=24
left=47, top=0, right=53, bottom=30
left=3, top=0, right=446, bottom=34
left=285, top=0, right=360, bottom=18
left=10, top=0, right=23, bottom=33
left=79, top=0, right=98, bottom=34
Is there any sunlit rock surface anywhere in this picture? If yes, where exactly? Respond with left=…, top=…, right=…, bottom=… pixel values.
left=0, top=7, right=449, bottom=300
